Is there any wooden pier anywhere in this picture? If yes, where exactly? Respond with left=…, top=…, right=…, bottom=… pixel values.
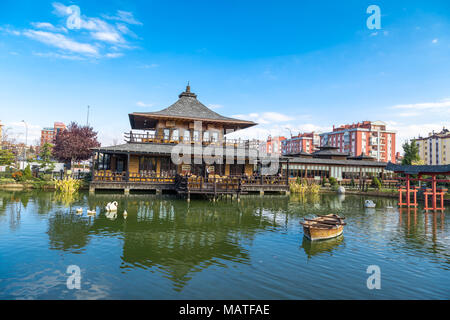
left=90, top=172, right=290, bottom=199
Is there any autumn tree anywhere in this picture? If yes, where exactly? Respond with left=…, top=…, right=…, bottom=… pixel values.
left=53, top=122, right=100, bottom=167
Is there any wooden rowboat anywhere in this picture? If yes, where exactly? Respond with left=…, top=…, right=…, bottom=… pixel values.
left=301, top=214, right=346, bottom=241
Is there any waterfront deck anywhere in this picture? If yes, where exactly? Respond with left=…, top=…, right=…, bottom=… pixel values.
left=90, top=171, right=289, bottom=196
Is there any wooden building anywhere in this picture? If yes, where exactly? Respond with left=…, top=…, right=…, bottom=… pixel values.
left=90, top=85, right=289, bottom=196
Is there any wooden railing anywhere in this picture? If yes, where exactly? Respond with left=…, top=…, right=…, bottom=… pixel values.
left=93, top=171, right=127, bottom=182
left=176, top=175, right=288, bottom=193
left=124, top=131, right=262, bottom=149
left=93, top=170, right=175, bottom=183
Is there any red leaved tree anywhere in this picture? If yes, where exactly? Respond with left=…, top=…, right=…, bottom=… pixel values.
left=53, top=122, right=100, bottom=166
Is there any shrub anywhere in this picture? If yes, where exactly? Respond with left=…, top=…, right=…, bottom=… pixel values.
left=22, top=165, right=32, bottom=181
left=371, top=177, right=382, bottom=190
left=329, top=177, right=338, bottom=186
left=322, top=177, right=328, bottom=186
left=54, top=176, right=82, bottom=194
left=12, top=171, right=23, bottom=181
left=41, top=173, right=53, bottom=181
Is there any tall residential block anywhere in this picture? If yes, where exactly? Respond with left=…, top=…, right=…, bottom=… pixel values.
left=319, top=121, right=396, bottom=162
left=415, top=128, right=450, bottom=165
left=282, top=132, right=320, bottom=155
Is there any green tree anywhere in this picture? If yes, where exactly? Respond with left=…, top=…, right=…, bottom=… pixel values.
left=0, top=149, right=15, bottom=166
left=38, top=142, right=55, bottom=173
left=22, top=164, right=32, bottom=180
left=402, top=139, right=420, bottom=165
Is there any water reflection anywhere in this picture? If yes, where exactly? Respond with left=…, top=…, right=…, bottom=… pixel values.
left=301, top=235, right=345, bottom=259
left=0, top=190, right=449, bottom=298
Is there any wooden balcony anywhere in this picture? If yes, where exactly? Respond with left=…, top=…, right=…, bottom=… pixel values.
left=124, top=131, right=262, bottom=149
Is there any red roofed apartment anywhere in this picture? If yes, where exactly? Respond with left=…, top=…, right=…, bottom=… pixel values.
left=319, top=121, right=396, bottom=162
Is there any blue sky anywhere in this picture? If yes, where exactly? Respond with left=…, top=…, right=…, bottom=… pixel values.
left=0, top=0, right=449, bottom=152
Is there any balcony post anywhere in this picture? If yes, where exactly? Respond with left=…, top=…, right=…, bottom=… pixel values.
left=126, top=152, right=130, bottom=182
left=286, top=159, right=290, bottom=185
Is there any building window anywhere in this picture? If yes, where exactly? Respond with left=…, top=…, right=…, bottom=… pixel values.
left=139, top=156, right=157, bottom=174
left=172, top=129, right=179, bottom=141
left=163, top=129, right=170, bottom=140
left=203, top=131, right=210, bottom=142
left=193, top=130, right=200, bottom=142
left=183, top=130, right=190, bottom=142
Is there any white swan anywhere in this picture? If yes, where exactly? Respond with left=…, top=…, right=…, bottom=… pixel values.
left=364, top=200, right=376, bottom=208
left=105, top=211, right=117, bottom=220
left=105, top=201, right=118, bottom=212
left=87, top=209, right=96, bottom=215
left=123, top=210, right=128, bottom=219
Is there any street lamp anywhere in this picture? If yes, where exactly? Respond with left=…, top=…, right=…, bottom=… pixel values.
left=21, top=120, right=28, bottom=162
left=285, top=126, right=293, bottom=138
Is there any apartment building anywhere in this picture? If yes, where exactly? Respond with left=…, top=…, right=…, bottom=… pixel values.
left=40, top=122, right=66, bottom=146
left=319, top=121, right=396, bottom=162
left=260, top=136, right=286, bottom=155
left=415, top=128, right=450, bottom=165
left=281, top=132, right=320, bottom=155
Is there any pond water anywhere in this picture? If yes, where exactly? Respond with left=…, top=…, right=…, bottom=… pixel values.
left=0, top=190, right=448, bottom=299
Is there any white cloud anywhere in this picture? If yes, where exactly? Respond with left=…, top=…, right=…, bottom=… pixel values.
left=31, top=22, right=67, bottom=33
left=432, top=38, right=438, bottom=44
left=0, top=26, right=21, bottom=36
left=136, top=101, right=153, bottom=108
left=105, top=52, right=124, bottom=58
left=388, top=122, right=448, bottom=150
left=391, top=98, right=450, bottom=111
left=397, top=112, right=421, bottom=117
left=4, top=122, right=42, bottom=145
left=6, top=2, right=143, bottom=60
left=232, top=112, right=294, bottom=124
left=103, top=10, right=142, bottom=25
left=33, top=51, right=86, bottom=60
left=224, top=111, right=324, bottom=142
left=52, top=2, right=69, bottom=16
left=23, top=30, right=98, bottom=55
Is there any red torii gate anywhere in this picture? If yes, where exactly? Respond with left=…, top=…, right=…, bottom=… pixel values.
left=385, top=162, right=450, bottom=211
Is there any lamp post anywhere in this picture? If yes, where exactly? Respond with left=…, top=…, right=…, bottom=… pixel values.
left=21, top=120, right=28, bottom=163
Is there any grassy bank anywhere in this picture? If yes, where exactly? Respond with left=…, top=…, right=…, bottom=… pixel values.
left=0, top=178, right=89, bottom=190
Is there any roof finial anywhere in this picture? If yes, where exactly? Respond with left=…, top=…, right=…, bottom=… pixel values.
left=186, top=81, right=190, bottom=93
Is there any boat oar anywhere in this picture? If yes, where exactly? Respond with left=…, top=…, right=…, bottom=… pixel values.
left=303, top=219, right=346, bottom=226
left=318, top=214, right=346, bottom=220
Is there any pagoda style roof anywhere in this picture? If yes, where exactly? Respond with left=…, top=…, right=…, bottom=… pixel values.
left=129, top=85, right=257, bottom=131
left=287, top=156, right=387, bottom=167
left=312, top=145, right=349, bottom=159
left=385, top=162, right=450, bottom=175
left=284, top=151, right=313, bottom=158
left=347, top=153, right=376, bottom=161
